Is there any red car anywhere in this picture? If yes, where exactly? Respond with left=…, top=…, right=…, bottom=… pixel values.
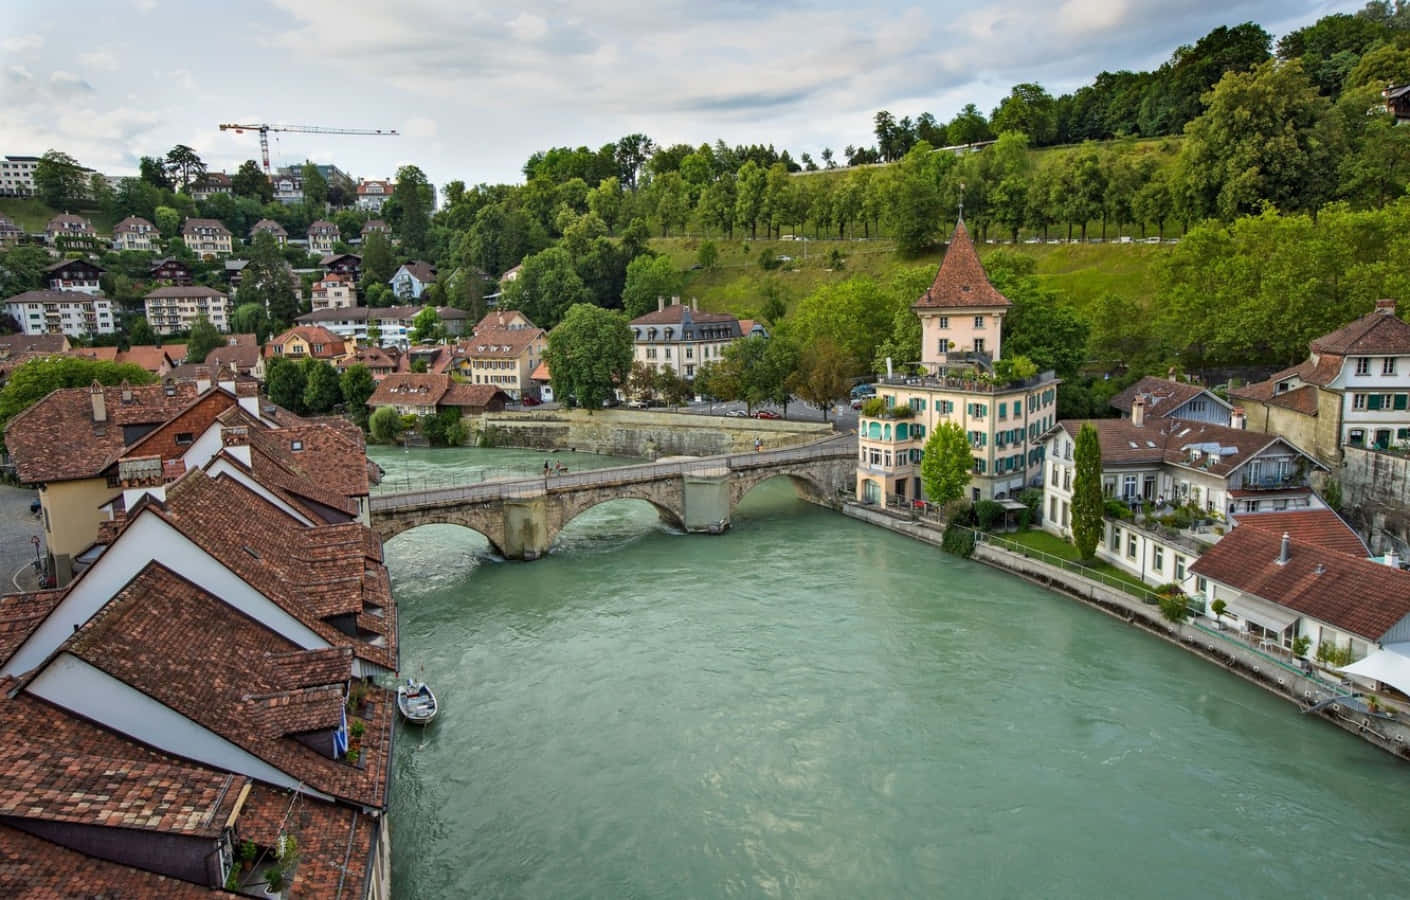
left=753, top=410, right=781, bottom=419
left=520, top=396, right=541, bottom=406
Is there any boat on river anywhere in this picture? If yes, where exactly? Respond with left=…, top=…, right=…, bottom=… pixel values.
left=397, top=678, right=438, bottom=725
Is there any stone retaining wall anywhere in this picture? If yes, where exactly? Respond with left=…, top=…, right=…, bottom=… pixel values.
left=472, top=409, right=834, bottom=458
left=1339, top=446, right=1410, bottom=555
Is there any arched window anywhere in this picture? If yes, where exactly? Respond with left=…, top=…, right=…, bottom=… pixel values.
left=884, top=424, right=892, bottom=441
left=867, top=421, right=881, bottom=440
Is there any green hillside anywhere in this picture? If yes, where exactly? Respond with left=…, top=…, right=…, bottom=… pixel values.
left=0, top=197, right=118, bottom=234
left=652, top=235, right=1169, bottom=323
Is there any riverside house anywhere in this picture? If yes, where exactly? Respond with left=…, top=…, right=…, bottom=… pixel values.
left=856, top=220, right=1059, bottom=506
left=445, top=326, right=547, bottom=400
left=1191, top=527, right=1410, bottom=693
left=1040, top=400, right=1326, bottom=589
left=1232, top=299, right=1410, bottom=464
left=367, top=373, right=509, bottom=416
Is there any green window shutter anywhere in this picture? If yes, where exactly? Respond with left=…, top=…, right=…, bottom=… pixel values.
left=1369, top=394, right=1383, bottom=410
left=1396, top=394, right=1408, bottom=411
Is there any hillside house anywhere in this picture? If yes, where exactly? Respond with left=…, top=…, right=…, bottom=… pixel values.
left=180, top=218, right=232, bottom=259
left=44, top=213, right=96, bottom=249
left=149, top=257, right=192, bottom=285
left=250, top=217, right=288, bottom=246
left=356, top=179, right=392, bottom=211
left=44, top=258, right=104, bottom=295
left=0, top=214, right=21, bottom=249
left=143, top=285, right=231, bottom=335
left=311, top=273, right=357, bottom=310
left=1110, top=375, right=1232, bottom=425
left=110, top=215, right=158, bottom=251
left=308, top=220, right=339, bottom=256
left=390, top=261, right=437, bottom=299
left=367, top=373, right=508, bottom=417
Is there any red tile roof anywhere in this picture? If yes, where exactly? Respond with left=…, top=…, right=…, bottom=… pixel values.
left=5, top=380, right=200, bottom=483
left=1191, top=527, right=1410, bottom=640
left=1310, top=304, right=1410, bottom=355
left=531, top=361, right=550, bottom=381
left=1109, top=376, right=1227, bottom=418
left=913, top=220, right=1010, bottom=309
left=1055, top=417, right=1312, bottom=476
left=154, top=471, right=395, bottom=671
left=181, top=217, right=232, bottom=238
left=475, top=309, right=535, bottom=331
left=0, top=590, right=64, bottom=667
left=267, top=325, right=347, bottom=359
left=630, top=304, right=737, bottom=326
left=460, top=327, right=545, bottom=359
left=1235, top=508, right=1368, bottom=558
left=0, top=823, right=221, bottom=897
left=442, top=382, right=509, bottom=410
left=115, top=343, right=186, bottom=371
left=58, top=562, right=389, bottom=807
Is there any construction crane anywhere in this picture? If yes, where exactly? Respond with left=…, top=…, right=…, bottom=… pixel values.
left=217, top=123, right=399, bottom=174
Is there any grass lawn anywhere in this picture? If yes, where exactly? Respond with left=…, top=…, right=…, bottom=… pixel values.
left=1000, top=528, right=1152, bottom=593
left=650, top=232, right=1168, bottom=324
left=0, top=197, right=117, bottom=234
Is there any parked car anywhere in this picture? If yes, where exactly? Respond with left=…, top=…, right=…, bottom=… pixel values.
left=753, top=410, right=781, bottom=419
left=626, top=399, right=648, bottom=409
left=850, top=398, right=864, bottom=410
left=724, top=410, right=748, bottom=417
left=850, top=383, right=875, bottom=398
left=521, top=396, right=541, bottom=406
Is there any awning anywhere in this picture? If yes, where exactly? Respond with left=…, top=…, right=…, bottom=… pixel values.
left=1340, top=644, right=1410, bottom=695
left=1223, top=594, right=1298, bottom=634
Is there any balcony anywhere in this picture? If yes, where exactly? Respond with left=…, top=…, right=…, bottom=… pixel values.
left=879, top=368, right=1057, bottom=394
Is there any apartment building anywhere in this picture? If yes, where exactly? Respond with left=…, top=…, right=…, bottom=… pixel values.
left=357, top=179, right=392, bottom=211
left=629, top=298, right=746, bottom=380
left=856, top=220, right=1059, bottom=505
left=110, top=215, right=158, bottom=251
left=180, top=218, right=233, bottom=259
left=445, top=327, right=547, bottom=400
left=311, top=273, right=357, bottom=310
left=4, top=289, right=116, bottom=337
left=143, top=285, right=232, bottom=335
left=0, top=155, right=39, bottom=196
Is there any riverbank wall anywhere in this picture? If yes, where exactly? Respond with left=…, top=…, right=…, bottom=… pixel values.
left=841, top=503, right=1410, bottom=763
left=471, top=409, right=834, bottom=458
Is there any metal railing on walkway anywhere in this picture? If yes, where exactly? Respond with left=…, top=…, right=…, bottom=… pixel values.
left=369, top=435, right=857, bottom=513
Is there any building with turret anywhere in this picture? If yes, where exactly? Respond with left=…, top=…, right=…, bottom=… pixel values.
left=855, top=220, right=1059, bottom=506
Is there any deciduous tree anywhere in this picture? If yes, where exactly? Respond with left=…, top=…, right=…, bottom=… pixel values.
left=165, top=145, right=207, bottom=193
left=788, top=336, right=852, bottom=420
left=34, top=150, right=86, bottom=209
left=184, top=315, right=223, bottom=364
left=920, top=421, right=972, bottom=507
left=500, top=247, right=591, bottom=330
left=621, top=254, right=681, bottom=319
left=301, top=358, right=342, bottom=413
left=544, top=304, right=633, bottom=410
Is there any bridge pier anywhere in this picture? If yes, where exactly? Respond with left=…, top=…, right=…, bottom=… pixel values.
left=682, top=473, right=731, bottom=534
left=503, top=497, right=551, bottom=560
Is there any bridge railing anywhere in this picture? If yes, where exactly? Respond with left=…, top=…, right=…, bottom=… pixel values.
left=370, top=436, right=857, bottom=512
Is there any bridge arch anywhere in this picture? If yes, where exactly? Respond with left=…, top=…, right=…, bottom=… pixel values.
left=373, top=511, right=508, bottom=557
left=550, top=487, right=687, bottom=540
left=729, top=467, right=831, bottom=511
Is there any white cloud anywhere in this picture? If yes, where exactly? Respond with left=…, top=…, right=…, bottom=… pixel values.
left=6, top=65, right=34, bottom=84
left=2, top=34, right=43, bottom=53
left=49, top=71, right=95, bottom=96
left=402, top=117, right=438, bottom=139
left=1057, top=0, right=1131, bottom=35
left=78, top=49, right=120, bottom=71
left=506, top=12, right=547, bottom=41
left=133, top=0, right=157, bottom=11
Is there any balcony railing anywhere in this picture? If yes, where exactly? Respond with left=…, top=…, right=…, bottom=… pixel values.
left=878, top=369, right=1057, bottom=394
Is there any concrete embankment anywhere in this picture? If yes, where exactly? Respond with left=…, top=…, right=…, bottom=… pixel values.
left=841, top=503, right=1410, bottom=763
left=471, top=409, right=834, bottom=458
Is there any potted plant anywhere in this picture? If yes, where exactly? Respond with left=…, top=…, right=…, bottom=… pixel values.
left=1211, top=599, right=1227, bottom=629
left=264, top=835, right=299, bottom=898
left=1292, top=635, right=1312, bottom=659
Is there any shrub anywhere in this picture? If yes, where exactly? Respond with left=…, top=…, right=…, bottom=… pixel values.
left=1211, top=598, right=1227, bottom=620
left=1018, top=488, right=1043, bottom=518
left=1158, top=593, right=1190, bottom=623
left=1316, top=642, right=1353, bottom=667
left=942, top=525, right=976, bottom=558
left=889, top=404, right=914, bottom=419
left=1292, top=635, right=1312, bottom=657
left=1104, top=497, right=1131, bottom=519
left=975, top=499, right=1006, bottom=531
left=1153, top=582, right=1183, bottom=597
left=860, top=397, right=886, bottom=417
left=947, top=502, right=977, bottom=528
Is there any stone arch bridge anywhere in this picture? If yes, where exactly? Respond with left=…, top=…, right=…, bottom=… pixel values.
left=370, top=437, right=857, bottom=560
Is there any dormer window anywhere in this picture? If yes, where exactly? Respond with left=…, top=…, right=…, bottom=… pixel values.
left=1357, top=357, right=1371, bottom=375
left=1385, top=358, right=1397, bottom=376
left=291, top=440, right=304, bottom=451
left=175, top=432, right=194, bottom=446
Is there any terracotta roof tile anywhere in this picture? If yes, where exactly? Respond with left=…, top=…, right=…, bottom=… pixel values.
left=913, top=220, right=1010, bottom=309
left=1234, top=508, right=1368, bottom=558
left=1056, top=417, right=1313, bottom=477
left=1310, top=305, right=1410, bottom=355
left=0, top=590, right=64, bottom=667
left=0, top=824, right=221, bottom=897
left=1191, top=528, right=1410, bottom=640
left=630, top=304, right=737, bottom=326
left=1109, top=376, right=1226, bottom=418
left=181, top=217, right=232, bottom=238
left=475, top=309, right=535, bottom=331
left=6, top=381, right=200, bottom=483
left=60, top=562, right=392, bottom=806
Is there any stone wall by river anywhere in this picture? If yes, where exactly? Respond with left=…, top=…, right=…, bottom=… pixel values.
left=470, top=408, right=833, bottom=458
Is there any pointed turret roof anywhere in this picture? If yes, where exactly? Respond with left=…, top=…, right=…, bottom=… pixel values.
left=913, top=220, right=1010, bottom=310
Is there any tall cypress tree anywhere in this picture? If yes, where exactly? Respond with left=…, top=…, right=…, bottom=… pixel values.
left=1071, top=423, right=1104, bottom=561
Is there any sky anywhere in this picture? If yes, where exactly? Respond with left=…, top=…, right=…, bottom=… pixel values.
left=0, top=0, right=1367, bottom=193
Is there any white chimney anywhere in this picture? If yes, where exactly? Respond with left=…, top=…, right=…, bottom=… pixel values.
left=1131, top=395, right=1146, bottom=427
left=1385, top=550, right=1401, bottom=569
left=1277, top=532, right=1291, bottom=565
left=236, top=380, right=260, bottom=418
left=195, top=367, right=211, bottom=394
left=89, top=381, right=106, bottom=423
left=217, top=365, right=236, bottom=395
left=221, top=425, right=252, bottom=467
left=1230, top=406, right=1246, bottom=430
left=1376, top=298, right=1397, bottom=316
left=657, top=295, right=665, bottom=312
left=886, top=357, right=893, bottom=379
left=691, top=297, right=698, bottom=311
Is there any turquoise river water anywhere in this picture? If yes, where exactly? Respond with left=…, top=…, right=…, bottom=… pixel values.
left=376, top=446, right=1410, bottom=899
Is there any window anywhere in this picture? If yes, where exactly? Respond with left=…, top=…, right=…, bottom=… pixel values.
left=1349, top=428, right=1366, bottom=447
left=1110, top=526, right=1121, bottom=552
left=1127, top=534, right=1138, bottom=560
left=973, top=316, right=984, bottom=328
left=1175, top=556, right=1186, bottom=580
left=1353, top=393, right=1367, bottom=411
left=291, top=440, right=304, bottom=451
left=1050, top=496, right=1058, bottom=521
left=1384, top=357, right=1397, bottom=376
left=973, top=338, right=985, bottom=354
left=1356, top=357, right=1371, bottom=376
left=1196, top=576, right=1208, bottom=594
left=175, top=432, right=194, bottom=446
left=1153, top=546, right=1164, bottom=573
left=938, top=316, right=949, bottom=329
